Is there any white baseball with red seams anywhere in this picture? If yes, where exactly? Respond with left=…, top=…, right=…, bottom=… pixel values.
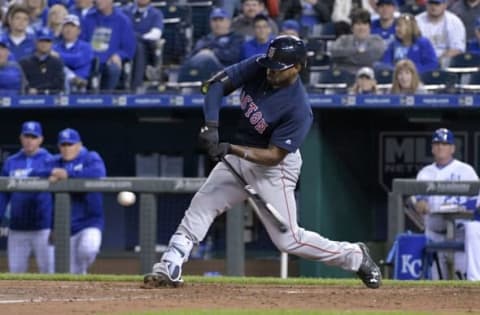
left=117, top=191, right=136, bottom=206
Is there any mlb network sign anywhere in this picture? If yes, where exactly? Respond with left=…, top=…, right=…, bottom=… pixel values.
left=379, top=131, right=467, bottom=191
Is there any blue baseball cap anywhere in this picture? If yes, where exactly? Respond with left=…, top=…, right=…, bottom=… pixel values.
left=432, top=128, right=454, bottom=144
left=35, top=27, right=55, bottom=41
left=281, top=20, right=300, bottom=33
left=58, top=128, right=81, bottom=145
left=210, top=7, right=228, bottom=19
left=21, top=121, right=43, bottom=137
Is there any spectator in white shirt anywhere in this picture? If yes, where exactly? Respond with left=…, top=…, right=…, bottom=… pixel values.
left=415, top=0, right=466, bottom=66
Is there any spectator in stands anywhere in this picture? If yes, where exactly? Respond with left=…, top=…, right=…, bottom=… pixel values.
left=54, top=14, right=92, bottom=92
left=47, top=4, right=69, bottom=41
left=231, top=0, right=278, bottom=40
left=0, top=38, right=25, bottom=93
left=332, top=0, right=376, bottom=24
left=380, top=13, right=438, bottom=73
left=68, top=0, right=95, bottom=24
left=466, top=17, right=480, bottom=54
left=329, top=9, right=385, bottom=73
left=221, top=0, right=241, bottom=18
left=276, top=0, right=302, bottom=25
left=241, top=13, right=273, bottom=59
left=449, top=0, right=480, bottom=43
left=296, top=0, right=334, bottom=29
left=279, top=19, right=300, bottom=37
left=123, top=0, right=164, bottom=92
left=81, top=0, right=136, bottom=91
left=349, top=66, right=379, bottom=94
left=23, top=0, right=48, bottom=31
left=4, top=5, right=36, bottom=61
left=415, top=0, right=466, bottom=66
left=0, top=121, right=54, bottom=274
left=20, top=27, right=65, bottom=94
left=371, top=0, right=397, bottom=45
left=390, top=59, right=426, bottom=93
left=178, top=8, right=244, bottom=82
left=41, top=128, right=106, bottom=274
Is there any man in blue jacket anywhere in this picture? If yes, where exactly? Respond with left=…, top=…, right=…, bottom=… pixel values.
left=54, top=14, right=94, bottom=92
left=178, top=7, right=244, bottom=82
left=81, top=0, right=136, bottom=91
left=0, top=38, right=26, bottom=94
left=43, top=128, right=106, bottom=274
left=123, top=0, right=164, bottom=91
left=0, top=121, right=54, bottom=273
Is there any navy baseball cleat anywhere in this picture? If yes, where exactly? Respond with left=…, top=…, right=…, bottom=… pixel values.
left=356, top=243, right=382, bottom=289
left=143, top=261, right=184, bottom=288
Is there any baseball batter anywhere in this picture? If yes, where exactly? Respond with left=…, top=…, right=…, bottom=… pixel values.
left=144, top=35, right=381, bottom=289
left=415, top=128, right=480, bottom=280
left=0, top=121, right=54, bottom=273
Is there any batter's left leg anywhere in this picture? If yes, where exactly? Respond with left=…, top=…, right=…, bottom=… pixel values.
left=243, top=152, right=380, bottom=288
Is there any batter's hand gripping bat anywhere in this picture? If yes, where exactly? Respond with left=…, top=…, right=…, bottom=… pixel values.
left=221, top=157, right=288, bottom=233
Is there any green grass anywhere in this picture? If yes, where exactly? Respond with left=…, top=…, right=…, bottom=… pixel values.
left=0, top=273, right=479, bottom=287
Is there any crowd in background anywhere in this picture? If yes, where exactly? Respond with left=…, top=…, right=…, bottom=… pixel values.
left=0, top=0, right=478, bottom=95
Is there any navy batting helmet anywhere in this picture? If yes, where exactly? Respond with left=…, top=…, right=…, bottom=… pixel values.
left=432, top=128, right=454, bottom=144
left=256, top=35, right=307, bottom=70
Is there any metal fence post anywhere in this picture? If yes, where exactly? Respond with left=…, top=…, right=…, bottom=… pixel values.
left=226, top=204, right=244, bottom=276
left=387, top=192, right=404, bottom=249
left=139, top=193, right=157, bottom=274
left=54, top=193, right=71, bottom=273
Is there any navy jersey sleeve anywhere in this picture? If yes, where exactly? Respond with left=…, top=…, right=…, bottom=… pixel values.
left=224, top=55, right=264, bottom=89
left=203, top=55, right=263, bottom=122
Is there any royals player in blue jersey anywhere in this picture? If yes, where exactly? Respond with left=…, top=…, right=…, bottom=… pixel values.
left=0, top=121, right=54, bottom=273
left=34, top=128, right=106, bottom=274
left=144, top=35, right=381, bottom=289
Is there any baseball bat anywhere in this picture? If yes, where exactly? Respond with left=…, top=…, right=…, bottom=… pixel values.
left=221, top=156, right=289, bottom=233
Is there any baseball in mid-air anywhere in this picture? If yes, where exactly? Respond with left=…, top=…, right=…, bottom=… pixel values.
left=117, top=191, right=136, bottom=206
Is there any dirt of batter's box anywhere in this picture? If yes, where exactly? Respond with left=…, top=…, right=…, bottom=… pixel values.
left=0, top=280, right=479, bottom=315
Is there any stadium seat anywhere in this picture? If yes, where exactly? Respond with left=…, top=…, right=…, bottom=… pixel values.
left=420, top=70, right=458, bottom=93
left=399, top=4, right=425, bottom=15
left=88, top=57, right=101, bottom=93
left=307, top=53, right=331, bottom=72
left=444, top=52, right=480, bottom=74
left=156, top=3, right=193, bottom=66
left=188, top=0, right=214, bottom=43
left=455, top=71, right=480, bottom=93
left=308, top=67, right=355, bottom=94
left=375, top=68, right=393, bottom=91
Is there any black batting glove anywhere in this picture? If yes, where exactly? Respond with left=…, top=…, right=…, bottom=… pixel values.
left=198, top=121, right=219, bottom=151
left=208, top=142, right=231, bottom=162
